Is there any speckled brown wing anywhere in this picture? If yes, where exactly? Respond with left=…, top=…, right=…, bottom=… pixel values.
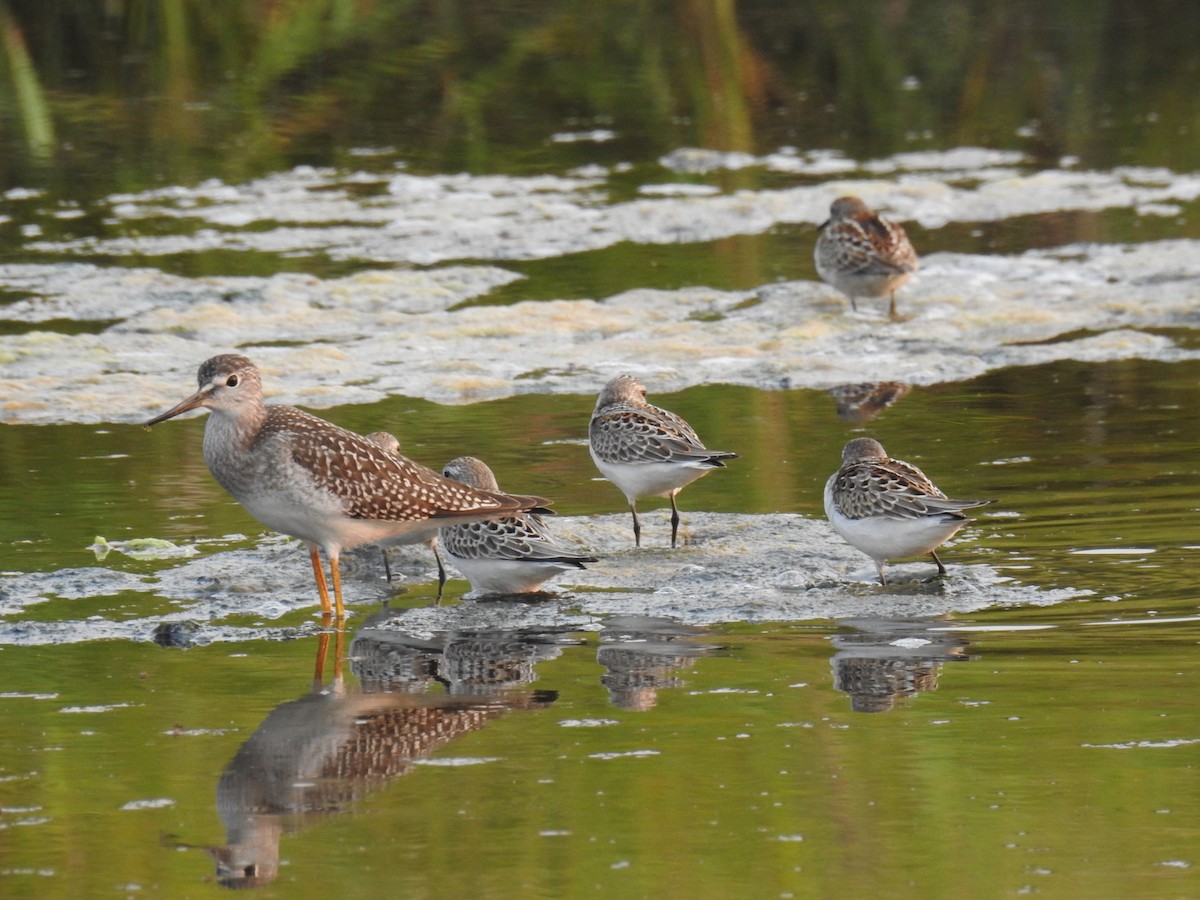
left=319, top=703, right=506, bottom=782
left=646, top=402, right=705, bottom=445
left=261, top=407, right=549, bottom=522
left=863, top=214, right=918, bottom=271
left=831, top=458, right=988, bottom=520
left=589, top=403, right=731, bottom=466
left=825, top=216, right=918, bottom=278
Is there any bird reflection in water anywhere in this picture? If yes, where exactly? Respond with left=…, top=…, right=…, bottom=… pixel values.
left=209, top=619, right=560, bottom=888
left=828, top=381, right=911, bottom=423
left=596, top=616, right=719, bottom=711
left=829, top=618, right=970, bottom=713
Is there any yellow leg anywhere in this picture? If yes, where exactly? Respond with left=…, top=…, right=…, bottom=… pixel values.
left=313, top=625, right=332, bottom=687
left=309, top=546, right=332, bottom=616
left=330, top=552, right=346, bottom=621
left=312, top=616, right=348, bottom=688
left=333, top=626, right=345, bottom=683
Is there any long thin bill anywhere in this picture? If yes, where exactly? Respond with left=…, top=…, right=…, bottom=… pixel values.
left=144, top=388, right=210, bottom=427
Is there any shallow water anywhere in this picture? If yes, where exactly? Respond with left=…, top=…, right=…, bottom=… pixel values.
left=4, top=4, right=1200, bottom=898
left=4, top=365, right=1200, bottom=898
left=1, top=607, right=1198, bottom=897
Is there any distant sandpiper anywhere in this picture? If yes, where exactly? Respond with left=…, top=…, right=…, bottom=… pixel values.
left=815, top=196, right=918, bottom=319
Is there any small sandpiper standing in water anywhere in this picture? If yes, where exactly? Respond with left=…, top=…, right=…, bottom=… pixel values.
left=824, top=437, right=993, bottom=585
left=588, top=374, right=737, bottom=549
left=145, top=355, right=550, bottom=619
left=438, top=455, right=598, bottom=596
left=814, top=196, right=919, bottom=319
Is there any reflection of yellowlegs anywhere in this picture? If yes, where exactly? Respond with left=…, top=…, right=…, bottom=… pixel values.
left=439, top=456, right=597, bottom=595
left=212, top=627, right=554, bottom=888
left=588, top=374, right=737, bottom=548
left=364, top=431, right=446, bottom=597
left=824, top=437, right=993, bottom=585
left=815, top=196, right=918, bottom=319
left=145, top=355, right=550, bottom=619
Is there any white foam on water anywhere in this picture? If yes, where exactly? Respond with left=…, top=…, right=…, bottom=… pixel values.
left=3, top=149, right=1200, bottom=425
left=0, top=513, right=1087, bottom=645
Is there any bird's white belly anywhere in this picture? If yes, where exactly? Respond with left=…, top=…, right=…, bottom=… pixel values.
left=590, top=449, right=709, bottom=501
left=449, top=556, right=570, bottom=594
left=824, top=488, right=964, bottom=562
left=815, top=258, right=911, bottom=299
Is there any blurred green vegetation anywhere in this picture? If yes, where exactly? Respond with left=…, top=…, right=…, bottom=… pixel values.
left=0, top=1, right=1198, bottom=197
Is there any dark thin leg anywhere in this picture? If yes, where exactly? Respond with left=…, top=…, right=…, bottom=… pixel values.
left=849, top=295, right=858, bottom=312
left=930, top=549, right=947, bottom=576
left=669, top=493, right=681, bottom=549
left=432, top=540, right=446, bottom=601
left=630, top=502, right=641, bottom=547
left=876, top=562, right=887, bottom=586
left=381, top=548, right=393, bottom=583
left=888, top=291, right=899, bottom=320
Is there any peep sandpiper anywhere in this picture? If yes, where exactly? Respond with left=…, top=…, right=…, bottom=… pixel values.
left=588, top=374, right=737, bottom=548
left=823, top=437, right=993, bottom=585
left=815, top=196, right=918, bottom=319
left=439, top=455, right=597, bottom=595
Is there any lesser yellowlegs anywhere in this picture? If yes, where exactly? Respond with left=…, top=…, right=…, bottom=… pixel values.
left=823, top=437, right=993, bottom=585
left=815, top=196, right=918, bottom=319
left=588, top=374, right=737, bottom=548
left=145, top=355, right=551, bottom=619
left=438, top=455, right=598, bottom=595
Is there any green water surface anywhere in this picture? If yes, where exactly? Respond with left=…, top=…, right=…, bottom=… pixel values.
left=3, top=363, right=1200, bottom=897
left=3, top=3, right=1200, bottom=898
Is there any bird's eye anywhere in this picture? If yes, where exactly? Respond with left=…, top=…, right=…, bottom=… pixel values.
left=226, top=375, right=239, bottom=387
